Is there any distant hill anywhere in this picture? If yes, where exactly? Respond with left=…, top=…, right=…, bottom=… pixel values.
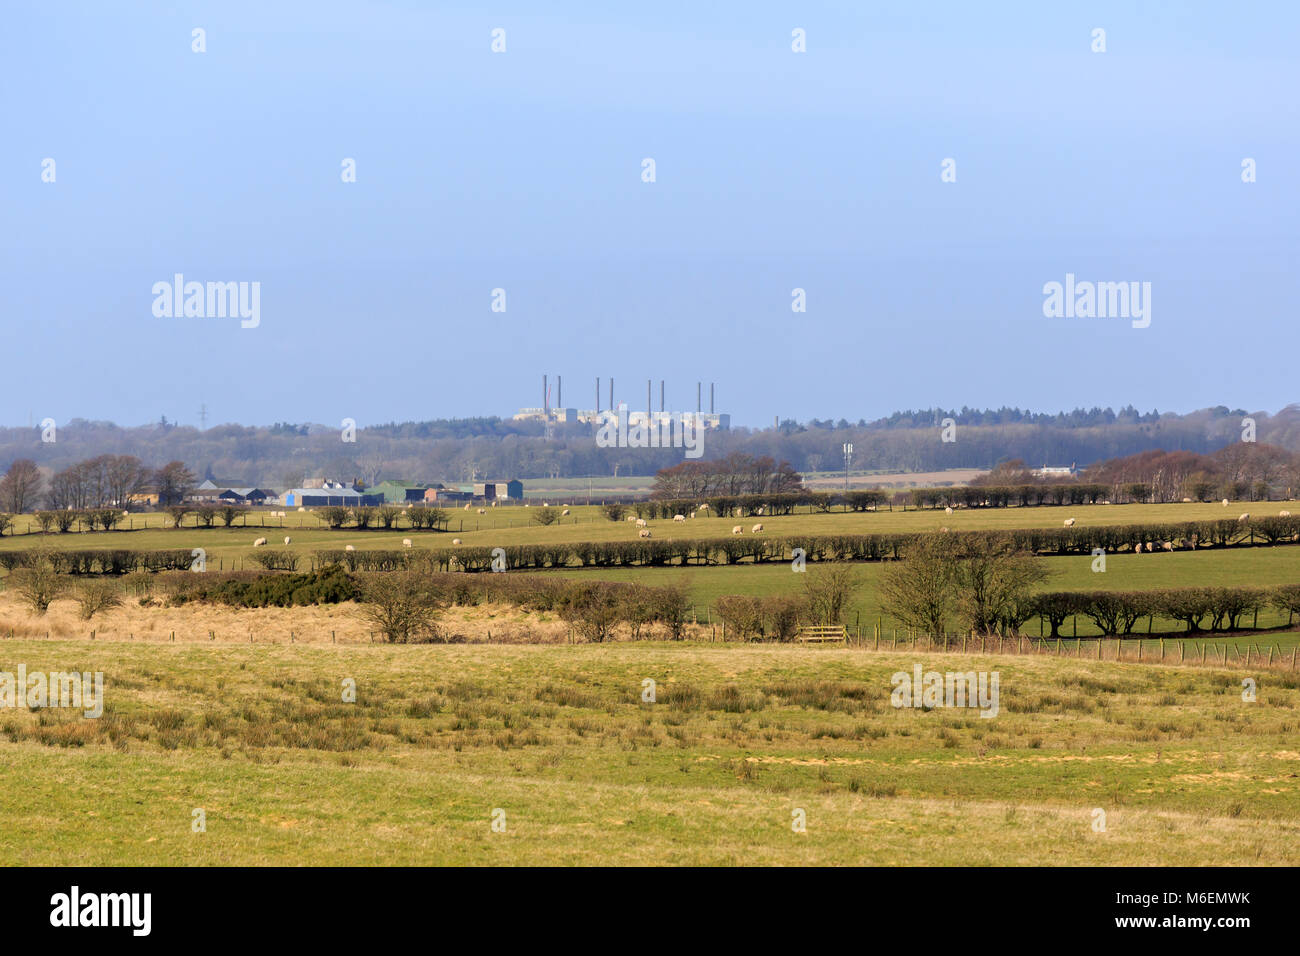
left=1, top=405, right=1295, bottom=486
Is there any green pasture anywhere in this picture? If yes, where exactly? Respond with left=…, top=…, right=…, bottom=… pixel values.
left=1, top=640, right=1296, bottom=865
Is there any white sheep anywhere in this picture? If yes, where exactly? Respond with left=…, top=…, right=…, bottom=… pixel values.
left=464, top=503, right=472, bottom=510
left=253, top=537, right=267, bottom=547
left=751, top=523, right=764, bottom=533
left=297, top=507, right=306, bottom=512
left=1281, top=511, right=1292, bottom=517
left=635, top=518, right=647, bottom=528
left=1145, top=542, right=1154, bottom=552
left=638, top=528, right=652, bottom=538
left=478, top=508, right=486, bottom=514
left=673, top=514, right=686, bottom=522
left=561, top=508, right=570, bottom=516
left=1222, top=498, right=1230, bottom=507
left=731, top=525, right=743, bottom=534
left=1064, top=518, right=1075, bottom=527
left=1162, top=541, right=1174, bottom=551
left=452, top=538, right=462, bottom=545
left=345, top=544, right=356, bottom=552
left=402, top=538, right=412, bottom=548
left=940, top=527, right=949, bottom=533
left=944, top=506, right=953, bottom=515
left=626, top=515, right=637, bottom=522
left=1238, top=513, right=1250, bottom=522
left=283, top=536, right=292, bottom=545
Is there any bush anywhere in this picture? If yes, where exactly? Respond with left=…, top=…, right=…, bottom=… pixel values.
left=532, top=506, right=560, bottom=526
left=715, top=595, right=764, bottom=641
left=9, top=557, right=67, bottom=614
left=76, top=578, right=122, bottom=620
left=359, top=571, right=443, bottom=642
left=248, top=549, right=301, bottom=571
left=602, top=503, right=626, bottom=522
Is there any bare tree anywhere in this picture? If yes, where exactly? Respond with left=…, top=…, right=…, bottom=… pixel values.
left=0, top=459, right=44, bottom=512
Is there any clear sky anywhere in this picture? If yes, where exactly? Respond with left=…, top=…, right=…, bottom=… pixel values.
left=4, top=1, right=1297, bottom=429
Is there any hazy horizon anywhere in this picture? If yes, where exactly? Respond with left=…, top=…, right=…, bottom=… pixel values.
left=6, top=2, right=1298, bottom=429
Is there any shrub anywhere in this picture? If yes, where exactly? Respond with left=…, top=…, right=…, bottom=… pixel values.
left=217, top=506, right=247, bottom=527
left=317, top=506, right=351, bottom=529
left=715, top=595, right=764, bottom=641
left=75, top=578, right=122, bottom=620
left=532, top=506, right=560, bottom=526
left=602, top=503, right=626, bottom=522
left=9, top=556, right=67, bottom=614
left=248, top=549, right=301, bottom=571
left=359, top=571, right=443, bottom=642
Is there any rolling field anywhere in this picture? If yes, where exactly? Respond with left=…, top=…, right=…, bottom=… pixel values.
left=0, top=500, right=1290, bottom=561
left=2, top=640, right=1297, bottom=865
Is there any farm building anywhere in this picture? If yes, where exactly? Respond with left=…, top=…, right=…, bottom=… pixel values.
left=281, top=481, right=383, bottom=508
left=188, top=482, right=275, bottom=506
left=424, top=485, right=473, bottom=504
left=373, top=480, right=433, bottom=504
left=474, top=479, right=523, bottom=501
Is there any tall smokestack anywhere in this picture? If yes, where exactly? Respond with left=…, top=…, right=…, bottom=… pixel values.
left=596, top=377, right=600, bottom=415
left=697, top=382, right=702, bottom=413
left=647, top=379, right=652, bottom=418
left=710, top=383, right=715, bottom=414
left=557, top=375, right=562, bottom=408
left=610, top=378, right=614, bottom=411
left=660, top=380, right=664, bottom=413
left=543, top=374, right=548, bottom=417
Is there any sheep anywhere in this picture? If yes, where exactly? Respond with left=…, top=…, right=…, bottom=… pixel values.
left=478, top=508, right=486, bottom=515
left=944, top=506, right=953, bottom=515
left=345, top=544, right=355, bottom=551
left=464, top=503, right=472, bottom=510
left=940, top=527, right=949, bottom=533
left=673, top=514, right=686, bottom=522
left=253, top=537, right=267, bottom=547
left=1280, top=511, right=1292, bottom=517
left=1145, top=542, right=1154, bottom=552
left=1063, top=518, right=1075, bottom=527
left=122, top=510, right=129, bottom=517
left=452, top=538, right=462, bottom=545
left=1222, top=498, right=1230, bottom=507
left=635, top=518, right=647, bottom=528
left=402, top=538, right=412, bottom=548
left=638, top=528, right=652, bottom=538
left=283, top=536, right=292, bottom=545
left=1182, top=497, right=1193, bottom=503
left=297, top=507, right=306, bottom=512
left=626, top=515, right=637, bottom=522
left=731, top=526, right=743, bottom=534
left=562, top=509, right=570, bottom=516
left=1160, top=541, right=1173, bottom=551
left=1238, top=513, right=1250, bottom=522
left=751, top=523, right=764, bottom=533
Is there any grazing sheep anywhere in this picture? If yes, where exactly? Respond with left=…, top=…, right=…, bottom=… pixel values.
left=452, top=538, right=462, bottom=545
left=626, top=515, right=637, bottom=522
left=940, top=527, right=949, bottom=533
left=731, top=526, right=743, bottom=534
left=1064, top=518, right=1075, bottom=527
left=1182, top=497, right=1192, bottom=503
left=1145, top=542, right=1154, bottom=552
left=638, top=528, right=652, bottom=538
left=122, top=510, right=129, bottom=517
left=562, top=509, right=570, bottom=516
left=402, top=538, right=412, bottom=548
left=464, top=503, right=472, bottom=510
left=1238, top=513, right=1250, bottom=522
left=478, top=508, right=486, bottom=514
left=1162, top=541, right=1174, bottom=552
left=1222, top=499, right=1230, bottom=507
left=673, top=514, right=686, bottom=522
left=944, top=506, right=953, bottom=515
left=283, top=536, right=292, bottom=545
left=491, top=500, right=498, bottom=507
left=1280, top=510, right=1292, bottom=517
left=756, top=507, right=765, bottom=516
left=751, top=523, right=764, bottom=533
left=345, top=544, right=355, bottom=551
left=297, top=507, right=306, bottom=512
left=635, top=518, right=647, bottom=528
left=253, top=537, right=267, bottom=547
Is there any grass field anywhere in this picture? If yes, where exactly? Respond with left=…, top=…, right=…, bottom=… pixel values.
left=0, top=500, right=1290, bottom=561
left=2, top=640, right=1297, bottom=865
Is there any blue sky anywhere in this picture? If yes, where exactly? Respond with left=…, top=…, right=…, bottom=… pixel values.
left=3, top=1, right=1297, bottom=428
